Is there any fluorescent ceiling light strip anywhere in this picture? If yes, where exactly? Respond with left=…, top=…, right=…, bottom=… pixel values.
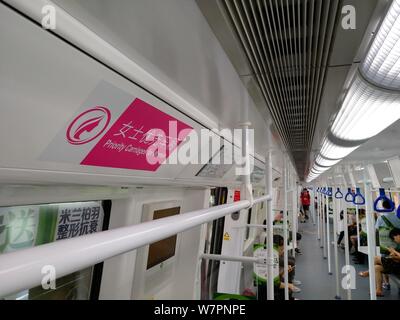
left=320, top=139, right=359, bottom=160
left=339, top=82, right=399, bottom=139
left=315, top=155, right=341, bottom=167
left=313, top=165, right=329, bottom=173
left=332, top=77, right=374, bottom=138
left=332, top=79, right=370, bottom=136
left=331, top=74, right=400, bottom=141
left=361, top=0, right=400, bottom=90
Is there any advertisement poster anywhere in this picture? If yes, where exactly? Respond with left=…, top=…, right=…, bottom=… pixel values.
left=40, top=81, right=193, bottom=172
left=253, top=244, right=280, bottom=286
left=0, top=201, right=104, bottom=300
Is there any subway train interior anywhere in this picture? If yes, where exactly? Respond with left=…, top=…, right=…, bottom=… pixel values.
left=2, top=0, right=400, bottom=305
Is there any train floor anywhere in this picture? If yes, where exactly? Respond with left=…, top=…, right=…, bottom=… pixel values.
left=294, top=219, right=400, bottom=300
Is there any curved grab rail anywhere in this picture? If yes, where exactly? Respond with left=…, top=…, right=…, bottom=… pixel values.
left=345, top=188, right=354, bottom=203
left=353, top=187, right=365, bottom=205
left=335, top=188, right=343, bottom=199
left=373, top=188, right=395, bottom=213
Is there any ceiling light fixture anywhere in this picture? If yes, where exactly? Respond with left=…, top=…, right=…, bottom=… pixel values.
left=306, top=0, right=400, bottom=183
left=361, top=0, right=400, bottom=91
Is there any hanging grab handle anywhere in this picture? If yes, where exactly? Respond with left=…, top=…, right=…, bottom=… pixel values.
left=353, top=188, right=366, bottom=205
left=345, top=188, right=354, bottom=203
left=373, top=188, right=395, bottom=213
left=335, top=188, right=343, bottom=199
left=327, top=187, right=333, bottom=197
left=321, top=188, right=326, bottom=195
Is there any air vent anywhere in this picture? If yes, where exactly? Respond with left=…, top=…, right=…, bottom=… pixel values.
left=219, top=0, right=341, bottom=178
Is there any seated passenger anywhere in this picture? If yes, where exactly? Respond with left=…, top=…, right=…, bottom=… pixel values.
left=274, top=235, right=301, bottom=295
left=359, top=228, right=400, bottom=297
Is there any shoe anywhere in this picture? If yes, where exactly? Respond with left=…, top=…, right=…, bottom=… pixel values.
left=383, top=283, right=391, bottom=290
left=291, top=286, right=301, bottom=293
left=292, top=279, right=302, bottom=286
left=359, top=271, right=369, bottom=277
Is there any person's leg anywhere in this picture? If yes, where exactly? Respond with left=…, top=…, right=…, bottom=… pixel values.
left=359, top=256, right=382, bottom=276
left=288, top=257, right=296, bottom=282
left=383, top=274, right=390, bottom=289
left=300, top=206, right=305, bottom=222
left=350, top=235, right=358, bottom=254
left=348, top=229, right=353, bottom=250
left=375, top=264, right=384, bottom=296
left=257, top=284, right=267, bottom=300
left=337, top=231, right=344, bottom=245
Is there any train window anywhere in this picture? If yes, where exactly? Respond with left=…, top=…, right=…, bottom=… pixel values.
left=147, top=206, right=180, bottom=269
left=0, top=200, right=111, bottom=300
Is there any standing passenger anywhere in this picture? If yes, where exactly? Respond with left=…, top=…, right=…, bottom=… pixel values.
left=300, top=188, right=311, bottom=222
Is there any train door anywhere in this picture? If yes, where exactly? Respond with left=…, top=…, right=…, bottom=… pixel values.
left=200, top=187, right=228, bottom=300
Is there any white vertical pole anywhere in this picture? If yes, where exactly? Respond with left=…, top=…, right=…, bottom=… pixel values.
left=327, top=189, right=332, bottom=274
left=364, top=170, right=377, bottom=300
left=323, top=192, right=327, bottom=258
left=265, top=126, right=274, bottom=300
left=342, top=190, right=352, bottom=300
left=332, top=190, right=340, bottom=299
left=283, top=156, right=289, bottom=300
left=311, top=187, right=316, bottom=225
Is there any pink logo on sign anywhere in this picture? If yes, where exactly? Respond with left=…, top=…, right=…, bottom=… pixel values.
left=80, top=98, right=193, bottom=172
left=66, top=106, right=111, bottom=145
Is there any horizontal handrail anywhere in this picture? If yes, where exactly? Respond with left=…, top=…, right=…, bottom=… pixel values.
left=0, top=195, right=270, bottom=297
left=200, top=254, right=264, bottom=264
left=232, top=224, right=267, bottom=229
left=253, top=195, right=272, bottom=205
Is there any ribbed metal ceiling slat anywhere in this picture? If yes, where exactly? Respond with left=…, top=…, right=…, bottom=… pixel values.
left=220, top=0, right=341, bottom=178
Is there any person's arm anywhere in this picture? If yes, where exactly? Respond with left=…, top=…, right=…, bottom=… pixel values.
left=388, top=247, right=400, bottom=260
